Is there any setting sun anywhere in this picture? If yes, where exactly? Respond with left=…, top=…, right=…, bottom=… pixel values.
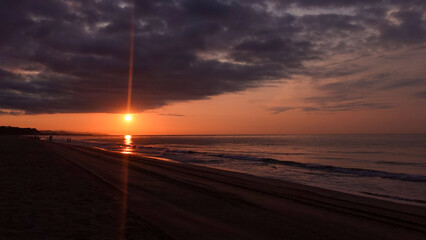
left=125, top=114, right=132, bottom=121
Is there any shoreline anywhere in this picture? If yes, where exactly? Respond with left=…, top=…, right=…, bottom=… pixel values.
left=62, top=141, right=426, bottom=211
left=2, top=136, right=426, bottom=239
left=55, top=134, right=426, bottom=207
left=89, top=144, right=426, bottom=207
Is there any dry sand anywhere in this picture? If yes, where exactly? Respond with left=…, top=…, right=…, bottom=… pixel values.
left=0, top=137, right=171, bottom=240
left=1, top=136, right=425, bottom=239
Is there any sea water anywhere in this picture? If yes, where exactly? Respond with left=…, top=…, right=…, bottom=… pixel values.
left=55, top=134, right=426, bottom=206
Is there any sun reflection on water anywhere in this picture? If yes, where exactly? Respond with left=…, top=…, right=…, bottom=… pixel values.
left=122, top=135, right=133, bottom=154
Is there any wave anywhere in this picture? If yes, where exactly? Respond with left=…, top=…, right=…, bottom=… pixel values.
left=296, top=163, right=426, bottom=182
left=325, top=150, right=385, bottom=154
left=135, top=146, right=426, bottom=183
left=131, top=146, right=426, bottom=182
left=373, top=160, right=417, bottom=166
left=208, top=153, right=426, bottom=182
left=360, top=192, right=426, bottom=204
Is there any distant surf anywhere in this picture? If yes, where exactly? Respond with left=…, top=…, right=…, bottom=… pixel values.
left=138, top=146, right=426, bottom=183
left=55, top=134, right=426, bottom=205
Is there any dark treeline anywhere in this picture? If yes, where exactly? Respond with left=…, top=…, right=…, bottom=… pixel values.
left=0, top=126, right=94, bottom=136
left=0, top=126, right=40, bottom=135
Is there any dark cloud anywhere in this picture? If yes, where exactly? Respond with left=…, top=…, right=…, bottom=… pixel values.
left=303, top=73, right=426, bottom=108
left=414, top=91, right=426, bottom=99
left=158, top=113, right=185, bottom=117
left=307, top=63, right=370, bottom=79
left=231, top=38, right=317, bottom=66
left=300, top=14, right=363, bottom=33
left=293, top=0, right=382, bottom=7
left=317, top=73, right=424, bottom=93
left=379, top=10, right=426, bottom=45
left=310, top=102, right=392, bottom=112
left=0, top=0, right=425, bottom=114
left=267, top=102, right=391, bottom=114
left=267, top=107, right=295, bottom=114
left=278, top=0, right=423, bottom=7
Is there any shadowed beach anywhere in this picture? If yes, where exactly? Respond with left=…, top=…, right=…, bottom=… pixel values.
left=1, top=136, right=425, bottom=240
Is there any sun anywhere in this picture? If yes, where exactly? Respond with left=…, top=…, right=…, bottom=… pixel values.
left=125, top=114, right=132, bottom=121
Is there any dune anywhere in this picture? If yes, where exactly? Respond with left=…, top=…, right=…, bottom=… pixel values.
left=1, top=136, right=425, bottom=239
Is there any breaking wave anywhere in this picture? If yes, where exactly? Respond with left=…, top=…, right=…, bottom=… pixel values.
left=137, top=146, right=426, bottom=183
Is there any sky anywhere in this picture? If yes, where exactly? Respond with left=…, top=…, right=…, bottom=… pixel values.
left=0, top=0, right=425, bottom=134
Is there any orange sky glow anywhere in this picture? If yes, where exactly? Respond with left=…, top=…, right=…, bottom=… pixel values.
left=1, top=81, right=425, bottom=135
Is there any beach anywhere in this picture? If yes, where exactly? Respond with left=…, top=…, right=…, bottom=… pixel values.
left=58, top=134, right=426, bottom=204
left=1, top=136, right=425, bottom=239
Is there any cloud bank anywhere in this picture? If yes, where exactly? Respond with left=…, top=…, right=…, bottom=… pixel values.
left=0, top=0, right=425, bottom=114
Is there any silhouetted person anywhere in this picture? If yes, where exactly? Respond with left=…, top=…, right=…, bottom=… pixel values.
left=49, top=135, right=52, bottom=142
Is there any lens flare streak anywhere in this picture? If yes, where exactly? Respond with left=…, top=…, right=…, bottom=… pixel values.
left=120, top=0, right=135, bottom=239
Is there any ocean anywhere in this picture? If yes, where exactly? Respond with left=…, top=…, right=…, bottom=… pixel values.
left=53, top=134, right=426, bottom=206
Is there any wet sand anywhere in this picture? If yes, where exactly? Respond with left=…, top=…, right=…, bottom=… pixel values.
left=1, top=136, right=425, bottom=239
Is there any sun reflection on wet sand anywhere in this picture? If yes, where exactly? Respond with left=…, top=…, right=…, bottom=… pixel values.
left=119, top=134, right=132, bottom=239
left=122, top=135, right=133, bottom=154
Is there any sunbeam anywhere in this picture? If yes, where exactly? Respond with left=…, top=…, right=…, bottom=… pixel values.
left=119, top=0, right=135, bottom=239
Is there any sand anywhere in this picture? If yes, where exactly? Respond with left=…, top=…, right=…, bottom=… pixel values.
left=0, top=137, right=171, bottom=240
left=1, top=136, right=425, bottom=239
